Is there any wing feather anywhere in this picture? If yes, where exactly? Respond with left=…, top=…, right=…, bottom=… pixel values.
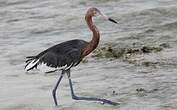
left=25, top=39, right=87, bottom=73
left=35, top=49, right=81, bottom=73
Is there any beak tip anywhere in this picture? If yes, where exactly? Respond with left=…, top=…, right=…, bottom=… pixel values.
left=108, top=18, right=118, bottom=24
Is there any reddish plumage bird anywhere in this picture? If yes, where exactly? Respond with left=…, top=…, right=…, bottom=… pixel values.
left=25, top=7, right=118, bottom=106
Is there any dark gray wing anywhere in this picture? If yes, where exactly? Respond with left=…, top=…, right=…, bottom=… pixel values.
left=37, top=48, right=81, bottom=71
left=25, top=39, right=87, bottom=72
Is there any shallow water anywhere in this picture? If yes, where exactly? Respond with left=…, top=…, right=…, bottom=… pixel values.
left=0, top=0, right=177, bottom=110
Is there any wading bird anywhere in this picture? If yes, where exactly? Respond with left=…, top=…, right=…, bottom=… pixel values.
left=25, top=7, right=118, bottom=106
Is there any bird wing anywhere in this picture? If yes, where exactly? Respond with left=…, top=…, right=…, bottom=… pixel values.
left=25, top=48, right=82, bottom=73
left=25, top=39, right=88, bottom=72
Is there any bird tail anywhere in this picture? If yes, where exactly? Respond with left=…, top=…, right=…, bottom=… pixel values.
left=25, top=56, right=39, bottom=71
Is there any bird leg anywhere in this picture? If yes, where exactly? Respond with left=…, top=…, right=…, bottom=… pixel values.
left=52, top=70, right=65, bottom=106
left=66, top=69, right=119, bottom=106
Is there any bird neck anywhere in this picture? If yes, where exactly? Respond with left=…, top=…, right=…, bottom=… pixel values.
left=82, top=14, right=100, bottom=57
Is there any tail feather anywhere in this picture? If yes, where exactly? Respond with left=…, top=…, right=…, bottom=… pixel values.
left=26, top=56, right=36, bottom=63
left=25, top=58, right=39, bottom=71
left=26, top=58, right=33, bottom=63
left=26, top=56, right=36, bottom=59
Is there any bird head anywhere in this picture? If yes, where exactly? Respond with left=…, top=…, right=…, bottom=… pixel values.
left=87, top=7, right=118, bottom=24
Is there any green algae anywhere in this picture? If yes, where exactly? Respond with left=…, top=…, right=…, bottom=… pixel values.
left=92, top=45, right=163, bottom=59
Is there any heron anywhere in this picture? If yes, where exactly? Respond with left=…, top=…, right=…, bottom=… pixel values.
left=25, top=7, right=118, bottom=106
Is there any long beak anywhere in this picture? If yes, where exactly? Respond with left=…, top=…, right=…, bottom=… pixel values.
left=99, top=12, right=118, bottom=24
left=108, top=18, right=118, bottom=24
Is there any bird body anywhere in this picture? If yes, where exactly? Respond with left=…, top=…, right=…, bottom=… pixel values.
left=25, top=39, right=88, bottom=73
left=25, top=7, right=118, bottom=106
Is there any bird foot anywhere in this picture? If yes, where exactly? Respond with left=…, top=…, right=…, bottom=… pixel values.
left=100, top=99, right=119, bottom=106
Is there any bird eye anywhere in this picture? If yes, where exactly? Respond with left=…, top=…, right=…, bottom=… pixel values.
left=93, top=11, right=97, bottom=16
